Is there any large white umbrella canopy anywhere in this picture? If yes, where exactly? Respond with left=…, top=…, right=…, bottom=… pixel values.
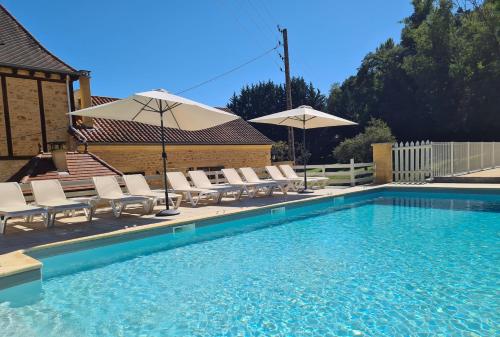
left=70, top=88, right=239, bottom=216
left=70, top=88, right=238, bottom=130
left=249, top=105, right=356, bottom=192
left=249, top=105, right=356, bottom=129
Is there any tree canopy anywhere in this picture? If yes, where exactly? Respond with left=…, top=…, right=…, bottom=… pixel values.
left=328, top=0, right=500, bottom=141
left=228, top=0, right=499, bottom=163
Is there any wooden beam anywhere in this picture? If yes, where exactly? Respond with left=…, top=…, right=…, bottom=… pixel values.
left=1, top=75, right=13, bottom=157
left=37, top=79, right=48, bottom=152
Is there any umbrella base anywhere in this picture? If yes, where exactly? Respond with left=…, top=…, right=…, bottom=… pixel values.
left=298, top=189, right=314, bottom=194
left=156, top=209, right=180, bottom=216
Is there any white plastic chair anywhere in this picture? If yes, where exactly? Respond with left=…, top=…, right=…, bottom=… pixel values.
left=123, top=174, right=181, bottom=209
left=266, top=165, right=302, bottom=191
left=279, top=164, right=328, bottom=189
left=166, top=172, right=220, bottom=206
left=188, top=170, right=243, bottom=200
left=0, top=182, right=48, bottom=234
left=31, top=180, right=93, bottom=226
left=239, top=167, right=288, bottom=195
left=221, top=168, right=273, bottom=197
left=93, top=176, right=153, bottom=218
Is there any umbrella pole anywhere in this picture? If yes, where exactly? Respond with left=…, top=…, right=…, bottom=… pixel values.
left=299, top=118, right=313, bottom=194
left=156, top=108, right=180, bottom=216
left=303, top=124, right=307, bottom=190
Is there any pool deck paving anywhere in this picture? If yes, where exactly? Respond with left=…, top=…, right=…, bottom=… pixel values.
left=460, top=167, right=500, bottom=177
left=0, top=182, right=499, bottom=286
left=0, top=186, right=354, bottom=255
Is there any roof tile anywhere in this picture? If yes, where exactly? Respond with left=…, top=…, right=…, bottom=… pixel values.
left=74, top=96, right=273, bottom=145
left=0, top=5, right=76, bottom=73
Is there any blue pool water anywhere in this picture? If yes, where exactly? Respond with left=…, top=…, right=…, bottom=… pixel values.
left=0, top=190, right=499, bottom=336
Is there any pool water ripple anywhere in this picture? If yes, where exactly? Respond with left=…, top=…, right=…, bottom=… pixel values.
left=0, top=194, right=498, bottom=336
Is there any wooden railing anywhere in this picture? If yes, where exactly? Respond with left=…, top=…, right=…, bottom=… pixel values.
left=291, top=160, right=373, bottom=186
left=18, top=161, right=374, bottom=201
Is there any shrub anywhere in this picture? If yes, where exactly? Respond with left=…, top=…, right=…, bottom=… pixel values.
left=271, top=141, right=289, bottom=162
left=333, top=118, right=395, bottom=163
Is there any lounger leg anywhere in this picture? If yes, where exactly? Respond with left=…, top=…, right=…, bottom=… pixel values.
left=83, top=207, right=93, bottom=222
left=174, top=196, right=182, bottom=209
left=186, top=192, right=196, bottom=207
left=49, top=212, right=57, bottom=227
left=111, top=201, right=123, bottom=218
left=0, top=216, right=7, bottom=235
left=143, top=200, right=154, bottom=214
left=236, top=188, right=243, bottom=200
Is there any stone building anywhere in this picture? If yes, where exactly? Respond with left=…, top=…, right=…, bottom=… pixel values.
left=0, top=5, right=272, bottom=182
left=0, top=5, right=89, bottom=181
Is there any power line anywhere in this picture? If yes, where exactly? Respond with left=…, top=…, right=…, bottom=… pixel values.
left=176, top=44, right=279, bottom=94
left=215, top=0, right=283, bottom=69
left=245, top=0, right=280, bottom=41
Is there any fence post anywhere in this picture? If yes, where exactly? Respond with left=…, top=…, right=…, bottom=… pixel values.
left=492, top=142, right=495, bottom=169
left=322, top=165, right=326, bottom=177
left=450, top=141, right=454, bottom=176
left=215, top=172, right=219, bottom=184
left=429, top=141, right=434, bottom=179
left=481, top=142, right=484, bottom=169
left=350, top=158, right=355, bottom=186
left=467, top=142, right=470, bottom=173
left=372, top=143, right=393, bottom=184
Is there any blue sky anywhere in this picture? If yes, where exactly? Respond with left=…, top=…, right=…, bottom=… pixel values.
left=4, top=0, right=412, bottom=106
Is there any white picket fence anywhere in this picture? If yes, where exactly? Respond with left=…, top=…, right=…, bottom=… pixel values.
left=393, top=141, right=432, bottom=182
left=393, top=141, right=500, bottom=182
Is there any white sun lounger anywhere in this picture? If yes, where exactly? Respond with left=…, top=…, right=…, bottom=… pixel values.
left=279, top=164, right=329, bottom=189
left=188, top=170, right=243, bottom=200
left=0, top=182, right=48, bottom=234
left=166, top=172, right=220, bottom=206
left=239, top=167, right=289, bottom=195
left=266, top=165, right=302, bottom=191
left=31, top=180, right=93, bottom=227
left=93, top=176, right=154, bottom=218
left=221, top=168, right=274, bottom=197
left=123, top=174, right=182, bottom=209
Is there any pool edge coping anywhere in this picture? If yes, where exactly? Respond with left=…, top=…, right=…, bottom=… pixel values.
left=1, top=183, right=499, bottom=289
left=0, top=185, right=378, bottom=285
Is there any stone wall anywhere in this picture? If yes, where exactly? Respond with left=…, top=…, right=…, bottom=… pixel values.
left=0, top=160, right=27, bottom=182
left=0, top=67, right=72, bottom=181
left=85, top=144, right=272, bottom=175
left=6, top=77, right=41, bottom=156
left=42, top=81, right=70, bottom=145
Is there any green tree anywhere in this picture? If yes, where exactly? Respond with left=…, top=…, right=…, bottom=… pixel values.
left=228, top=77, right=333, bottom=162
left=333, top=119, right=396, bottom=163
left=328, top=0, right=500, bottom=141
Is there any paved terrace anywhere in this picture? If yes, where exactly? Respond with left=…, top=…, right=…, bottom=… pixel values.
left=461, top=167, right=500, bottom=178
left=2, top=182, right=499, bottom=256
left=0, top=187, right=359, bottom=254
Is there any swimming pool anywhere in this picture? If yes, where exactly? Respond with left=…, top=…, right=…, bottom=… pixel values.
left=0, top=189, right=498, bottom=336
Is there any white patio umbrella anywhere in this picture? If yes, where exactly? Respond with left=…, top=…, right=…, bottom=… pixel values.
left=70, top=89, right=239, bottom=216
left=249, top=105, right=356, bottom=192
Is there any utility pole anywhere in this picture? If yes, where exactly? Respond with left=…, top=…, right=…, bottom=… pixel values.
left=280, top=27, right=296, bottom=162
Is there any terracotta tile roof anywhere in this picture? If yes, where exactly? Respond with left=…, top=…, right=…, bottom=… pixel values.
left=74, top=96, right=273, bottom=145
left=0, top=5, right=76, bottom=74
left=8, top=152, right=122, bottom=190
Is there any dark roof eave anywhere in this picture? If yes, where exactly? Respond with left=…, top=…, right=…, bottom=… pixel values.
left=0, top=62, right=82, bottom=77
left=85, top=142, right=274, bottom=146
